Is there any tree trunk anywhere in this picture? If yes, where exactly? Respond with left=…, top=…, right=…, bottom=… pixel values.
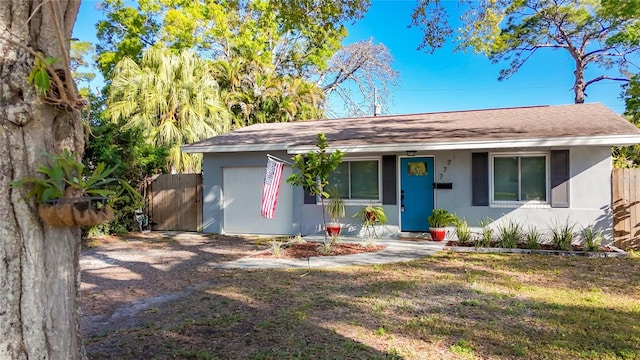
left=0, top=1, right=85, bottom=359
left=573, top=59, right=586, bottom=104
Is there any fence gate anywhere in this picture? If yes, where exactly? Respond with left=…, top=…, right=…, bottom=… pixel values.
left=149, top=174, right=202, bottom=231
left=612, top=168, right=640, bottom=250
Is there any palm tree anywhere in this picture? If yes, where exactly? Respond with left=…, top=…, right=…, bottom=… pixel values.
left=280, top=77, right=325, bottom=121
left=213, top=58, right=325, bottom=126
left=106, top=47, right=230, bottom=173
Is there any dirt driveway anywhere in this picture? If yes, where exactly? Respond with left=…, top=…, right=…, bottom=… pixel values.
left=81, top=231, right=268, bottom=334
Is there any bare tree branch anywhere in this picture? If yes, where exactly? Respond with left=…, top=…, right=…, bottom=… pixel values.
left=316, top=39, right=399, bottom=117
left=584, top=75, right=630, bottom=88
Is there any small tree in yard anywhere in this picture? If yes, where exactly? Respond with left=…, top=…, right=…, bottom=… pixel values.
left=287, top=132, right=343, bottom=241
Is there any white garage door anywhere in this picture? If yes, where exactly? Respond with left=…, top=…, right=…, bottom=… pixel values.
left=223, top=166, right=293, bottom=235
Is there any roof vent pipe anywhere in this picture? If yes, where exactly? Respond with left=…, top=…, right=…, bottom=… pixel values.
left=373, top=87, right=380, bottom=116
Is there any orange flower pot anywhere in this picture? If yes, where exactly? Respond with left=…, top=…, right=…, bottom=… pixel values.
left=429, top=227, right=447, bottom=241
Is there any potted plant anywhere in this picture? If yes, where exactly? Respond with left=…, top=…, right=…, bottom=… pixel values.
left=11, top=150, right=138, bottom=227
left=427, top=208, right=458, bottom=241
left=325, top=187, right=345, bottom=237
left=354, top=204, right=388, bottom=239
left=354, top=204, right=388, bottom=226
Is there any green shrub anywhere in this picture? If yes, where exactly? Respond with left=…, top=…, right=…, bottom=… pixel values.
left=549, top=218, right=576, bottom=251
left=270, top=241, right=284, bottom=256
left=581, top=225, right=603, bottom=252
left=497, top=219, right=521, bottom=248
left=524, top=226, right=542, bottom=250
left=83, top=119, right=168, bottom=235
left=455, top=218, right=472, bottom=245
left=317, top=241, right=332, bottom=255
left=476, top=218, right=493, bottom=247
left=290, top=233, right=306, bottom=244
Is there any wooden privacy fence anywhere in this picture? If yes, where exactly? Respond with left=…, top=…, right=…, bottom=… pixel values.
left=148, top=174, right=202, bottom=232
left=612, top=168, right=640, bottom=250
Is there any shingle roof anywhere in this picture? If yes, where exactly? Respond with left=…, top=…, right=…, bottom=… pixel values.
left=182, top=103, right=640, bottom=153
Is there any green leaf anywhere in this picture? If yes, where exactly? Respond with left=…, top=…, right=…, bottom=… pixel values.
left=41, top=187, right=61, bottom=202
left=28, top=68, right=36, bottom=84
left=33, top=70, right=51, bottom=94
left=83, top=163, right=119, bottom=190
left=45, top=56, right=60, bottom=66
left=85, top=189, right=113, bottom=197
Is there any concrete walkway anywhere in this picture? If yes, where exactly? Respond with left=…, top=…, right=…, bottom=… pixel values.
left=214, top=236, right=447, bottom=269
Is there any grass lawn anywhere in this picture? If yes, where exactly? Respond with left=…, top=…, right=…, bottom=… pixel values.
left=84, top=251, right=640, bottom=359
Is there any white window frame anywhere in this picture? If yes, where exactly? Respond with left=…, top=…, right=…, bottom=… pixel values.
left=320, top=156, right=383, bottom=205
left=489, top=152, right=550, bottom=207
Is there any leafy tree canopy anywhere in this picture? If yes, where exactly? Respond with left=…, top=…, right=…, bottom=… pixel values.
left=287, top=132, right=344, bottom=199
left=70, top=40, right=96, bottom=98
left=624, top=75, right=640, bottom=125
left=601, top=0, right=640, bottom=47
left=96, top=0, right=160, bottom=78
left=411, top=0, right=640, bottom=103
left=96, top=0, right=370, bottom=79
left=603, top=0, right=640, bottom=168
left=95, top=0, right=400, bottom=120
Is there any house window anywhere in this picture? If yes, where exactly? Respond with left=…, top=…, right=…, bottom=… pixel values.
left=327, top=159, right=380, bottom=201
left=491, top=154, right=548, bottom=203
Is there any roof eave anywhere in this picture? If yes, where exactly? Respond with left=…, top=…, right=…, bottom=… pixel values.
left=287, top=135, right=640, bottom=154
left=182, top=135, right=640, bottom=154
left=181, top=143, right=289, bottom=153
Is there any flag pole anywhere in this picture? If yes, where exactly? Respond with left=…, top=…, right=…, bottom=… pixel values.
left=267, top=154, right=293, bottom=166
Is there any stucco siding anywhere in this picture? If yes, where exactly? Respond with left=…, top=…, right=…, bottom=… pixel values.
left=570, top=147, right=612, bottom=209
left=201, top=147, right=613, bottom=239
left=202, top=151, right=299, bottom=234
left=432, top=147, right=613, bottom=240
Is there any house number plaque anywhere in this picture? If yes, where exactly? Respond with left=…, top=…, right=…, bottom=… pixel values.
left=439, top=159, right=452, bottom=179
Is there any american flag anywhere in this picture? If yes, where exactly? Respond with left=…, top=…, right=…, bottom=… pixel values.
left=261, top=157, right=284, bottom=218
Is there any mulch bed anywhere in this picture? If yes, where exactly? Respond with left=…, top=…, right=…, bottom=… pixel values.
left=253, top=242, right=386, bottom=258
left=446, top=241, right=617, bottom=252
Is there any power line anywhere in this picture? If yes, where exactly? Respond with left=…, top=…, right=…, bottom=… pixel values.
left=398, top=82, right=628, bottom=92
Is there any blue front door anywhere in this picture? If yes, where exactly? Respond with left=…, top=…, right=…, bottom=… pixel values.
left=400, top=157, right=435, bottom=231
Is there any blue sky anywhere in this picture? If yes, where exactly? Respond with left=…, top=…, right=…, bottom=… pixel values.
left=73, top=0, right=631, bottom=116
